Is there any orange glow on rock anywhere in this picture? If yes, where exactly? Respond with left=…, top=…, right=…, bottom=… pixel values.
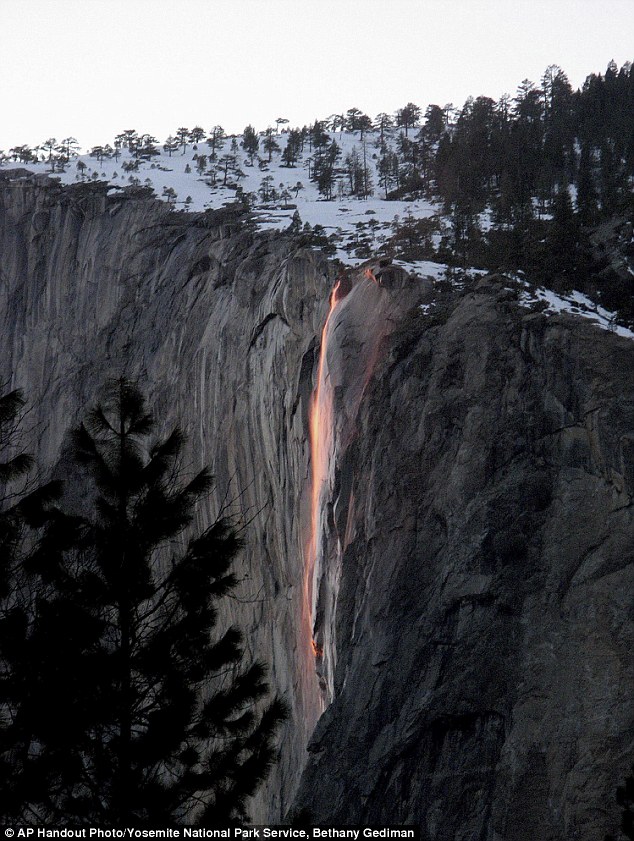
left=305, top=280, right=342, bottom=659
left=304, top=269, right=388, bottom=687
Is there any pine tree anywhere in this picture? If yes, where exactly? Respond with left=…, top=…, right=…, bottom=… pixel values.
left=576, top=144, right=599, bottom=227
left=309, top=121, right=329, bottom=151
left=396, top=102, right=422, bottom=137
left=0, top=389, right=69, bottom=821
left=206, top=126, right=226, bottom=162
left=314, top=140, right=340, bottom=200
left=262, top=128, right=280, bottom=163
left=0, top=389, right=35, bottom=594
left=423, top=104, right=444, bottom=142
left=374, top=112, right=393, bottom=141
left=378, top=143, right=398, bottom=199
left=60, top=137, right=80, bottom=162
left=343, top=147, right=363, bottom=196
left=241, top=126, right=259, bottom=166
left=133, top=136, right=157, bottom=162
left=9, top=379, right=286, bottom=825
left=189, top=127, right=206, bottom=146
left=162, top=186, right=178, bottom=206
left=176, top=128, right=190, bottom=155
left=40, top=138, right=58, bottom=168
left=281, top=130, right=302, bottom=168
left=8, top=145, right=37, bottom=164
left=218, top=153, right=235, bottom=186
left=116, top=130, right=139, bottom=159
left=547, top=186, right=579, bottom=287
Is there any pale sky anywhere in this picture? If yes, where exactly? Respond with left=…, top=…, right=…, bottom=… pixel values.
left=1, top=0, right=632, bottom=151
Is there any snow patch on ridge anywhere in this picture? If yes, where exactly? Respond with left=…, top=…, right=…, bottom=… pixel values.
left=519, top=285, right=634, bottom=339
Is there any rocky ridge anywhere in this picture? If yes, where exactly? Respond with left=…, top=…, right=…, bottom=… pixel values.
left=1, top=173, right=633, bottom=838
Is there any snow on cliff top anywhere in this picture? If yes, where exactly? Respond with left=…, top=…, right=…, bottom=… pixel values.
left=518, top=285, right=634, bottom=339
left=5, top=128, right=632, bottom=340
left=14, top=129, right=437, bottom=265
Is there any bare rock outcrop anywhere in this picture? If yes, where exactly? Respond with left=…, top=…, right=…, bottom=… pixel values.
left=294, top=277, right=634, bottom=840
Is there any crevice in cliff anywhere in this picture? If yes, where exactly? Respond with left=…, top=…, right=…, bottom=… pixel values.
left=249, top=313, right=291, bottom=350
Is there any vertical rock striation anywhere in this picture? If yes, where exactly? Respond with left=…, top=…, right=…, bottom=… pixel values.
left=1, top=175, right=633, bottom=838
left=0, top=174, right=329, bottom=819
left=294, top=276, right=634, bottom=841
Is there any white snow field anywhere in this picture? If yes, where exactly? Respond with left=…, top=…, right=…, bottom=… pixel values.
left=6, top=126, right=632, bottom=340
left=12, top=128, right=444, bottom=271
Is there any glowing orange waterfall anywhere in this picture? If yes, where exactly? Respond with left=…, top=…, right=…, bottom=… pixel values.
left=304, top=268, right=384, bottom=708
left=306, top=281, right=342, bottom=661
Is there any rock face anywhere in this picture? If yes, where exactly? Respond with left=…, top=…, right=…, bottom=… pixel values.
left=0, top=175, right=328, bottom=819
left=295, top=276, right=634, bottom=840
left=1, top=175, right=633, bottom=839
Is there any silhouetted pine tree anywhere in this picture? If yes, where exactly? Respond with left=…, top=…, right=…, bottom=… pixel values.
left=546, top=187, right=580, bottom=288
left=0, top=388, right=69, bottom=822
left=0, top=390, right=34, bottom=575
left=0, top=390, right=31, bottom=820
left=0, top=390, right=35, bottom=796
left=576, top=144, right=599, bottom=228
left=241, top=125, right=259, bottom=165
left=11, top=379, right=286, bottom=825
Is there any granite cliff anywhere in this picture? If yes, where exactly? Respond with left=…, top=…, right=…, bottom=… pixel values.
left=1, top=173, right=633, bottom=839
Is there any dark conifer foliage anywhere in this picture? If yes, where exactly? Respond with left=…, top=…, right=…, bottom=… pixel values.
left=547, top=187, right=580, bottom=287
left=425, top=60, right=634, bottom=221
left=0, top=390, right=34, bottom=567
left=386, top=59, right=634, bottom=309
left=0, top=389, right=33, bottom=818
left=241, top=125, right=259, bottom=165
left=4, top=380, right=285, bottom=825
left=0, top=389, right=69, bottom=823
left=0, top=386, right=68, bottom=607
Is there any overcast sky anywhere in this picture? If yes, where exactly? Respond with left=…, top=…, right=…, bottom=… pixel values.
left=1, top=0, right=632, bottom=151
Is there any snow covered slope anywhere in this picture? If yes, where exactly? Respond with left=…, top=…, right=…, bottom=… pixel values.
left=6, top=125, right=632, bottom=340
left=16, top=128, right=439, bottom=270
